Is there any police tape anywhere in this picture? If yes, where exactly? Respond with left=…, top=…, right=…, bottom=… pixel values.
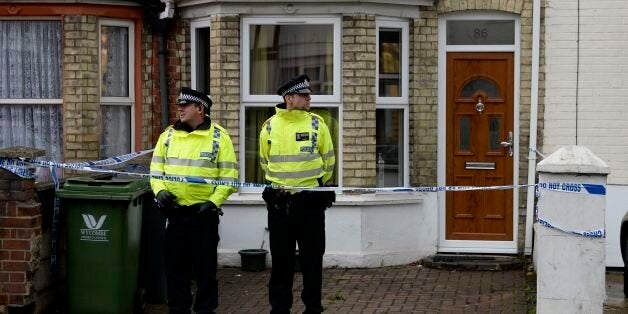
left=537, top=216, right=605, bottom=238
left=0, top=152, right=606, bottom=194
left=537, top=181, right=606, bottom=195
left=0, top=157, right=539, bottom=192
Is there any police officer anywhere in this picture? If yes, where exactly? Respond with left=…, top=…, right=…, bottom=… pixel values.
left=150, top=87, right=238, bottom=314
left=259, top=75, right=336, bottom=313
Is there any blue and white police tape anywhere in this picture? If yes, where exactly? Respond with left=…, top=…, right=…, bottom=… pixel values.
left=537, top=181, right=606, bottom=195
left=0, top=158, right=36, bottom=179
left=537, top=216, right=605, bottom=238
left=0, top=156, right=540, bottom=193
left=0, top=151, right=603, bottom=194
left=0, top=149, right=153, bottom=179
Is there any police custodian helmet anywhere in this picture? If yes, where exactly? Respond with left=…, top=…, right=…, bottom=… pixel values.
left=177, top=87, right=212, bottom=110
left=277, top=74, right=312, bottom=96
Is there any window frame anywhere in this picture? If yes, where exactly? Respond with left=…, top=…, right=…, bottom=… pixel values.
left=239, top=15, right=343, bottom=191
left=375, top=17, right=410, bottom=187
left=191, top=18, right=211, bottom=93
left=376, top=18, right=409, bottom=105
left=240, top=15, right=342, bottom=104
left=0, top=17, right=63, bottom=106
left=98, top=18, right=135, bottom=152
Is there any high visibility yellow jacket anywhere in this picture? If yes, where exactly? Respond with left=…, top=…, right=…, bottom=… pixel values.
left=259, top=104, right=335, bottom=188
left=150, top=119, right=238, bottom=207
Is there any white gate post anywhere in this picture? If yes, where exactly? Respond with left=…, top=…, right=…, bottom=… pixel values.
left=535, top=146, right=609, bottom=314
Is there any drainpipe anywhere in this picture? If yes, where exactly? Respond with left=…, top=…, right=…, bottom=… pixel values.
left=524, top=0, right=541, bottom=255
left=159, top=0, right=175, bottom=129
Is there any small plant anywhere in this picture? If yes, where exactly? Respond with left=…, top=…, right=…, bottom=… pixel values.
left=329, top=291, right=346, bottom=301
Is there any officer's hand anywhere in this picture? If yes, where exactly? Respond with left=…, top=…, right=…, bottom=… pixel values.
left=323, top=191, right=336, bottom=208
left=197, top=201, right=222, bottom=216
left=262, top=187, right=276, bottom=204
left=156, top=191, right=178, bottom=208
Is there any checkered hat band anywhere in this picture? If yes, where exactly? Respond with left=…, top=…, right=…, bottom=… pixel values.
left=281, top=81, right=310, bottom=96
left=179, top=93, right=209, bottom=108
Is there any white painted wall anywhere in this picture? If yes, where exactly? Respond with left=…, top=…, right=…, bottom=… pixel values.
left=544, top=0, right=628, bottom=267
left=217, top=192, right=438, bottom=268
left=535, top=146, right=608, bottom=314
left=605, top=185, right=627, bottom=267
left=544, top=0, right=628, bottom=185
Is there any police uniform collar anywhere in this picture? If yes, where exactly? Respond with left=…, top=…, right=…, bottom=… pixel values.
left=173, top=118, right=212, bottom=132
left=274, top=103, right=310, bottom=120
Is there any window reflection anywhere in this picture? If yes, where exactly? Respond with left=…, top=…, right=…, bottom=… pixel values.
left=489, top=117, right=502, bottom=151
left=249, top=24, right=334, bottom=95
left=379, top=28, right=401, bottom=97
left=376, top=109, right=404, bottom=187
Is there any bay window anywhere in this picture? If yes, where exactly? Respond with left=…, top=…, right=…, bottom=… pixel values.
left=376, top=18, right=409, bottom=187
left=241, top=16, right=341, bottom=188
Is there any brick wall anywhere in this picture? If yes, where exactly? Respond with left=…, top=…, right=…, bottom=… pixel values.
left=342, top=15, right=377, bottom=187
left=63, top=15, right=100, bottom=162
left=410, top=8, right=439, bottom=186
left=209, top=15, right=241, bottom=152
left=142, top=24, right=156, bottom=150
left=0, top=171, right=42, bottom=313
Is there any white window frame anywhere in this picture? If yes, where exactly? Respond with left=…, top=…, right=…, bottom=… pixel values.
left=191, top=18, right=211, bottom=92
left=240, top=15, right=343, bottom=191
left=375, top=17, right=410, bottom=187
left=376, top=18, right=409, bottom=105
left=241, top=15, right=342, bottom=104
left=99, top=18, right=135, bottom=151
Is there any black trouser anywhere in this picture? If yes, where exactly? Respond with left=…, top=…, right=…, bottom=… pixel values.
left=266, top=191, right=327, bottom=314
left=164, top=205, right=220, bottom=314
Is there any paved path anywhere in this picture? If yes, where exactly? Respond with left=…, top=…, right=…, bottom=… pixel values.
left=146, top=264, right=533, bottom=313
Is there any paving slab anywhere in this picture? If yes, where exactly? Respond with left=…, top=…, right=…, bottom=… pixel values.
left=146, top=264, right=533, bottom=313
left=145, top=266, right=628, bottom=313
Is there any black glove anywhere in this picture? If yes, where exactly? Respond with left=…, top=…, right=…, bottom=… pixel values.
left=197, top=201, right=223, bottom=217
left=156, top=190, right=178, bottom=209
left=323, top=191, right=336, bottom=208
left=262, top=187, right=277, bottom=204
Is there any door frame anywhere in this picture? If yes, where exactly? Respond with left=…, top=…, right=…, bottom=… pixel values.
left=437, top=12, right=521, bottom=253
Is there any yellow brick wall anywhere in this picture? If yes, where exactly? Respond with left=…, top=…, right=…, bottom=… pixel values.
left=63, top=16, right=100, bottom=162
left=342, top=15, right=377, bottom=187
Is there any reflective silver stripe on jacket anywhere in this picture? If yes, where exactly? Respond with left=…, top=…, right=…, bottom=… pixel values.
left=162, top=158, right=238, bottom=170
left=268, top=154, right=321, bottom=163
left=266, top=167, right=323, bottom=179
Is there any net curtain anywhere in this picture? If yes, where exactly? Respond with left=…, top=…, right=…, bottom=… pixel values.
left=0, top=20, right=63, bottom=164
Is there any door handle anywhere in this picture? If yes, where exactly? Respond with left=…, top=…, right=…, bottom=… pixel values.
left=500, top=131, right=513, bottom=157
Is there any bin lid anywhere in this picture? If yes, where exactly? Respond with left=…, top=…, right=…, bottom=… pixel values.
left=56, top=176, right=150, bottom=200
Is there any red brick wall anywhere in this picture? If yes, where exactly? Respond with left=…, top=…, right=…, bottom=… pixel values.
left=0, top=170, right=42, bottom=312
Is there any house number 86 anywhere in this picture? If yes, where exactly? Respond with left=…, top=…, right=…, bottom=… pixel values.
left=473, top=28, right=488, bottom=38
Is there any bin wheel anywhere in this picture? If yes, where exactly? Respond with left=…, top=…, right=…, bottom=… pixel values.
left=134, top=288, right=146, bottom=314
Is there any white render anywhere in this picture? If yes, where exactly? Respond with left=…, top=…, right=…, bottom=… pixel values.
left=217, top=192, right=437, bottom=268
left=543, top=0, right=628, bottom=268
left=534, top=146, right=608, bottom=314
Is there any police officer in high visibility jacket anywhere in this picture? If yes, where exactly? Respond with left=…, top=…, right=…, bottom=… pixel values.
left=150, top=87, right=238, bottom=314
left=259, top=74, right=336, bottom=313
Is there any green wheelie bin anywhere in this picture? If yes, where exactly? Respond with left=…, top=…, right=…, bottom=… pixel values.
left=57, top=176, right=150, bottom=314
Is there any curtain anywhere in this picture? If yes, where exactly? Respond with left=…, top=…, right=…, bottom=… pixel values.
left=100, top=25, right=131, bottom=158
left=100, top=105, right=131, bottom=158
left=0, top=21, right=63, bottom=167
